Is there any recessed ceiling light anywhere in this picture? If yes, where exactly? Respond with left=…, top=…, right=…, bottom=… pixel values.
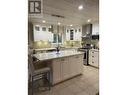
left=58, top=22, right=61, bottom=25
left=42, top=20, right=46, bottom=23
left=70, top=24, right=73, bottom=27
left=87, top=19, right=91, bottom=22
left=78, top=5, right=83, bottom=10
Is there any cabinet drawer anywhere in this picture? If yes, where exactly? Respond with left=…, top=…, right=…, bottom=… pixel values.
left=90, top=61, right=98, bottom=66
left=89, top=60, right=99, bottom=67
left=90, top=50, right=99, bottom=54
left=92, top=59, right=99, bottom=63
left=91, top=56, right=99, bottom=61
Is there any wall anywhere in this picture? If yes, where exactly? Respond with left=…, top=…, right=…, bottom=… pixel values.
left=92, top=22, right=99, bottom=35
left=28, top=22, right=34, bottom=48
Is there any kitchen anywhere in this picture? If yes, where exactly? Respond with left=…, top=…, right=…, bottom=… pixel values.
left=28, top=0, right=99, bottom=95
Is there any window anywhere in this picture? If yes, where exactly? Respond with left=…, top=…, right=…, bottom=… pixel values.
left=53, top=34, right=57, bottom=43
left=53, top=33, right=62, bottom=43
left=75, top=29, right=77, bottom=33
left=42, top=27, right=46, bottom=31
left=35, top=26, right=40, bottom=31
left=70, top=30, right=74, bottom=40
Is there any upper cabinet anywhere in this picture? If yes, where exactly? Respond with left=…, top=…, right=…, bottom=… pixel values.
left=33, top=24, right=83, bottom=42
left=66, top=27, right=82, bottom=41
left=33, top=25, right=53, bottom=42
left=92, top=22, right=99, bottom=35
left=66, top=29, right=70, bottom=41
left=33, top=24, right=64, bottom=43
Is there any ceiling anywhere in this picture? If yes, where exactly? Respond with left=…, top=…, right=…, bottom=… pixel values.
left=29, top=0, right=99, bottom=26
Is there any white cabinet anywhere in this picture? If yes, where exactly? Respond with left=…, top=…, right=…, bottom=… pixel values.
left=66, top=29, right=70, bottom=41
left=89, top=49, right=99, bottom=67
left=75, top=55, right=84, bottom=74
left=52, top=57, right=70, bottom=84
left=52, top=59, right=61, bottom=84
left=33, top=25, right=54, bottom=42
left=74, top=29, right=82, bottom=41
left=65, top=27, right=82, bottom=41
left=69, top=55, right=83, bottom=77
left=61, top=58, right=70, bottom=80
left=52, top=54, right=84, bottom=85
left=69, top=56, right=77, bottom=77
left=92, top=22, right=99, bottom=35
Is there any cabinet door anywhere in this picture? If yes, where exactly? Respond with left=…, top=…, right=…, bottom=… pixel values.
left=90, top=59, right=99, bottom=67
left=66, top=29, right=70, bottom=41
left=70, top=29, right=74, bottom=40
left=61, top=58, right=70, bottom=80
left=52, top=59, right=61, bottom=84
left=69, top=56, right=77, bottom=77
left=69, top=55, right=83, bottom=77
left=73, top=55, right=84, bottom=75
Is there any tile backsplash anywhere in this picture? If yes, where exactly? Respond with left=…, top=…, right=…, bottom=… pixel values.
left=63, top=41, right=81, bottom=47
left=32, top=40, right=99, bottom=49
left=33, top=41, right=51, bottom=49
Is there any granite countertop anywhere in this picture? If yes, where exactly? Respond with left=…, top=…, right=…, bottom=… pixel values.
left=90, top=49, right=99, bottom=52
left=34, top=48, right=56, bottom=51
left=33, top=50, right=84, bottom=61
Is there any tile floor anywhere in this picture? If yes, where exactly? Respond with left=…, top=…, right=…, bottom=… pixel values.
left=29, top=65, right=99, bottom=95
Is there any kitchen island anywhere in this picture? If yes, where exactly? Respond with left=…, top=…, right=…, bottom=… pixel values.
left=33, top=50, right=84, bottom=85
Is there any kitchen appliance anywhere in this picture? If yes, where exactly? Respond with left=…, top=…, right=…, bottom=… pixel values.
left=78, top=44, right=92, bottom=65
left=92, top=35, right=99, bottom=40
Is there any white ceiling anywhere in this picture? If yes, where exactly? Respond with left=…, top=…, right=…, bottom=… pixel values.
left=29, top=0, right=99, bottom=26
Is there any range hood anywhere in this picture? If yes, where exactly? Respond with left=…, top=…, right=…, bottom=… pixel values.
left=82, top=24, right=92, bottom=38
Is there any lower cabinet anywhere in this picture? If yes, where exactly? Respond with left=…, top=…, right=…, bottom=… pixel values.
left=52, top=59, right=61, bottom=84
left=52, top=54, right=84, bottom=85
left=89, top=49, right=99, bottom=67
left=69, top=55, right=84, bottom=77
left=61, top=58, right=70, bottom=80
left=75, top=55, right=84, bottom=74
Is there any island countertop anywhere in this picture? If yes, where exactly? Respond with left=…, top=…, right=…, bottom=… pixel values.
left=33, top=50, right=84, bottom=61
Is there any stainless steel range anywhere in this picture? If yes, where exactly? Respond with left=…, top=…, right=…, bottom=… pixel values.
left=78, top=44, right=92, bottom=65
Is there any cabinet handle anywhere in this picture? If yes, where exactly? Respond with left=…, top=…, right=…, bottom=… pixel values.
left=92, top=61, right=94, bottom=63
left=92, top=52, right=94, bottom=53
left=92, top=56, right=94, bottom=57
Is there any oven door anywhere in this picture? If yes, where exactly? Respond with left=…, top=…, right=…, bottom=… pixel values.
left=83, top=50, right=88, bottom=65
left=78, top=48, right=88, bottom=65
